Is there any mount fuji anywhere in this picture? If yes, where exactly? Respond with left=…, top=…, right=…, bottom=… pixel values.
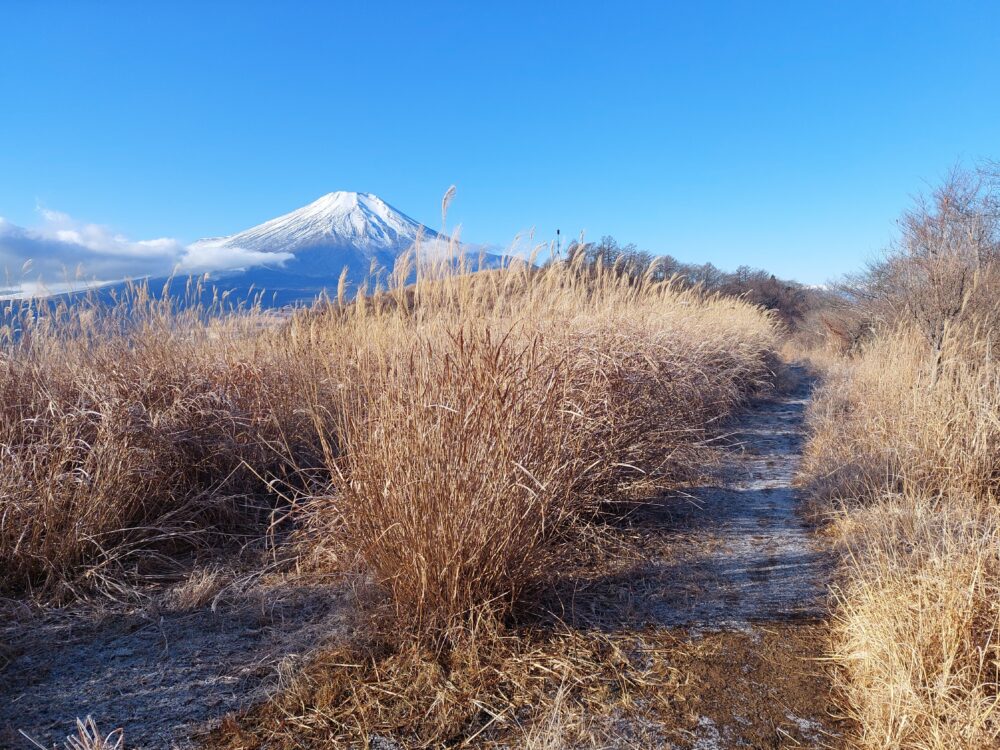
left=2, top=192, right=504, bottom=307
left=186, top=191, right=500, bottom=305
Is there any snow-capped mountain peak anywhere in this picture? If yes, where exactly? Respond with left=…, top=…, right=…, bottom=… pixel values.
left=194, top=191, right=438, bottom=258
left=187, top=190, right=451, bottom=283
left=13, top=191, right=503, bottom=307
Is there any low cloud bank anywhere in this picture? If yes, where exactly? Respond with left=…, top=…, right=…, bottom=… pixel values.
left=0, top=209, right=292, bottom=298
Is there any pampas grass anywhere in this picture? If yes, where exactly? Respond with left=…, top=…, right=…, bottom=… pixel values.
left=293, top=252, right=776, bottom=634
left=0, top=246, right=777, bottom=635
left=801, top=318, right=1000, bottom=749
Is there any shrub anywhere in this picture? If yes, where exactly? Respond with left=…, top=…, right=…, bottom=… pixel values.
left=298, top=256, right=777, bottom=635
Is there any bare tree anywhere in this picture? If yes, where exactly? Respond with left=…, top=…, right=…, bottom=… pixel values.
left=842, top=166, right=1000, bottom=373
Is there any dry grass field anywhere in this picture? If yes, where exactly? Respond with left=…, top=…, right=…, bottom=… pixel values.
left=2, top=251, right=783, bottom=747
left=797, top=168, right=1000, bottom=750
left=800, top=323, right=1000, bottom=750
left=0, top=253, right=777, bottom=609
left=4, top=168, right=998, bottom=750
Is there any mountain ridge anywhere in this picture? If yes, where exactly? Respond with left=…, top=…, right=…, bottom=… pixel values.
left=166, top=191, right=503, bottom=306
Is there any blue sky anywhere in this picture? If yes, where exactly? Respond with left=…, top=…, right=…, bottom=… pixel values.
left=1, top=1, right=998, bottom=284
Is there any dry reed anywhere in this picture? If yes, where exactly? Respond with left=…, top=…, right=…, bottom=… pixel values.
left=291, top=251, right=777, bottom=634
left=801, top=319, right=1000, bottom=749
left=0, top=282, right=317, bottom=599
left=2, top=247, right=780, bottom=747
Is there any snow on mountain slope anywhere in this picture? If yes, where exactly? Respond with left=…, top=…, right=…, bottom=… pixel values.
left=1, top=192, right=503, bottom=306
left=190, top=191, right=445, bottom=279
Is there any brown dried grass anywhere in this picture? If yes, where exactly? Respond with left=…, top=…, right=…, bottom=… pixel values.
left=2, top=247, right=779, bottom=747
left=289, top=252, right=777, bottom=635
left=0, top=283, right=318, bottom=600
left=801, top=319, right=1000, bottom=749
left=206, top=621, right=685, bottom=749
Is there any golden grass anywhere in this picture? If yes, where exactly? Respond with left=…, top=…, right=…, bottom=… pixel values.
left=286, top=253, right=777, bottom=634
left=0, top=284, right=317, bottom=600
left=205, top=621, right=687, bottom=749
left=2, top=248, right=780, bottom=746
left=186, top=252, right=780, bottom=746
left=800, top=320, right=1000, bottom=749
left=802, top=325, right=1000, bottom=505
left=0, top=253, right=776, bottom=622
left=829, top=497, right=999, bottom=749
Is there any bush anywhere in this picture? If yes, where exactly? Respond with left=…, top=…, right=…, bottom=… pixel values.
left=296, top=256, right=777, bottom=635
left=0, top=256, right=778, bottom=634
left=0, top=288, right=314, bottom=599
left=803, top=319, right=1000, bottom=748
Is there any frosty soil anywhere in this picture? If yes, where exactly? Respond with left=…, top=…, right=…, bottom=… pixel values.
left=0, top=585, right=349, bottom=749
left=560, top=366, right=840, bottom=748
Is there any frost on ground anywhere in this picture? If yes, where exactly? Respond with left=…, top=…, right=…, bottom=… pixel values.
left=649, top=370, right=831, bottom=629
left=0, top=583, right=349, bottom=749
left=559, top=366, right=830, bottom=633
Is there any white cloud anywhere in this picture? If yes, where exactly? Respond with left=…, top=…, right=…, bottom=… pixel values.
left=177, top=238, right=293, bottom=275
left=0, top=209, right=292, bottom=298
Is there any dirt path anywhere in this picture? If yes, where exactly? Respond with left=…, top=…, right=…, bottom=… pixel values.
left=649, top=366, right=830, bottom=629
left=561, top=366, right=841, bottom=748
left=654, top=366, right=840, bottom=748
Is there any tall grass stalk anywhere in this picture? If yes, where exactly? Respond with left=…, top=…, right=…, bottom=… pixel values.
left=801, top=320, right=1000, bottom=749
